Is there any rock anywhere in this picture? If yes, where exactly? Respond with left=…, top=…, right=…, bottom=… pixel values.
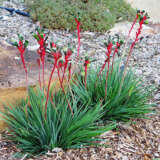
left=52, top=148, right=63, bottom=153
left=135, top=69, right=143, bottom=75
left=125, top=0, right=160, bottom=23
left=109, top=22, right=156, bottom=39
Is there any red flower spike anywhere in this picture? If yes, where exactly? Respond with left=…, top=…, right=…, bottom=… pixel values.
left=51, top=42, right=56, bottom=48
left=98, top=42, right=113, bottom=78
left=62, top=49, right=72, bottom=83
left=120, top=11, right=149, bottom=93
left=33, top=28, right=47, bottom=87
left=111, top=42, right=121, bottom=74
left=52, top=51, right=62, bottom=61
left=75, top=18, right=81, bottom=58
left=15, top=37, right=28, bottom=85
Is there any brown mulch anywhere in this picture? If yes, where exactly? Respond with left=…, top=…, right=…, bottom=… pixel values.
left=0, top=105, right=159, bottom=160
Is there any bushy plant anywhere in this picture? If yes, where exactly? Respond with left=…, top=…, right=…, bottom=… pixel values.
left=2, top=87, right=115, bottom=155
left=71, top=62, right=154, bottom=121
left=25, top=0, right=135, bottom=32
left=0, top=10, right=154, bottom=157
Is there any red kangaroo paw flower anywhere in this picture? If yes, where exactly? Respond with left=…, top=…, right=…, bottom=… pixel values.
left=111, top=42, right=121, bottom=73
left=105, top=42, right=113, bottom=98
left=34, top=29, right=47, bottom=87
left=17, top=39, right=28, bottom=84
left=62, top=49, right=72, bottom=83
left=75, top=18, right=81, bottom=58
left=119, top=11, right=149, bottom=94
left=98, top=42, right=113, bottom=77
left=51, top=42, right=56, bottom=48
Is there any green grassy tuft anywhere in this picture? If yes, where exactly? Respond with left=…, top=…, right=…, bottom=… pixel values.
left=1, top=87, right=115, bottom=155
left=71, top=61, right=154, bottom=121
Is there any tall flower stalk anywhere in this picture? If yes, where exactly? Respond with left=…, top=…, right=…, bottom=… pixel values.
left=61, top=49, right=72, bottom=83
left=45, top=51, right=61, bottom=119
left=119, top=10, right=149, bottom=93
left=111, top=40, right=123, bottom=74
left=33, top=28, right=47, bottom=87
left=84, top=57, right=90, bottom=89
left=37, top=59, right=41, bottom=89
left=122, top=10, right=140, bottom=57
left=13, top=34, right=28, bottom=86
left=104, top=42, right=113, bottom=98
left=75, top=17, right=81, bottom=59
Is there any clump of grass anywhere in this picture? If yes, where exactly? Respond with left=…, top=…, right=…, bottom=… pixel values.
left=71, top=61, right=154, bottom=121
left=1, top=87, right=115, bottom=155
left=25, top=0, right=135, bottom=32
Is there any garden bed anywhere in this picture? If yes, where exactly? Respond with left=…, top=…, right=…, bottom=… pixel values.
left=0, top=0, right=160, bottom=160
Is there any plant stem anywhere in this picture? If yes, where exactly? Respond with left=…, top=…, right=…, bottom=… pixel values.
left=45, top=63, right=57, bottom=119
left=57, top=67, right=73, bottom=115
left=119, top=17, right=146, bottom=94
left=84, top=68, right=87, bottom=89
left=75, top=18, right=81, bottom=58
left=105, top=58, right=110, bottom=98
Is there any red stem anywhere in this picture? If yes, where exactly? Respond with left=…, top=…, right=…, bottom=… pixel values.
left=68, top=63, right=72, bottom=82
left=45, top=62, right=57, bottom=119
left=61, top=65, right=67, bottom=83
left=75, top=18, right=80, bottom=58
left=111, top=46, right=119, bottom=74
left=37, top=59, right=41, bottom=89
left=20, top=53, right=28, bottom=85
left=105, top=58, right=110, bottom=98
left=84, top=65, right=88, bottom=89
left=57, top=67, right=73, bottom=115
left=97, top=59, right=107, bottom=78
left=128, top=14, right=139, bottom=39
left=42, top=57, right=45, bottom=87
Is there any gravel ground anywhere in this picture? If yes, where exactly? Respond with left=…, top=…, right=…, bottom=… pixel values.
left=0, top=0, right=160, bottom=160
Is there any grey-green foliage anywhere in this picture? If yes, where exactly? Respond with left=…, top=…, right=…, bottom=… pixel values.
left=1, top=87, right=115, bottom=155
left=71, top=61, right=154, bottom=121
left=25, top=0, right=136, bottom=32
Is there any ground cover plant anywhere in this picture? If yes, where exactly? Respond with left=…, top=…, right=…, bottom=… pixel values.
left=25, top=0, right=136, bottom=32
left=0, top=10, right=154, bottom=157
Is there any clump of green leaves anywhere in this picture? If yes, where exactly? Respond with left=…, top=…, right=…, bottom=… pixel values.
left=25, top=0, right=135, bottom=32
left=1, top=87, right=115, bottom=155
left=71, top=61, right=154, bottom=121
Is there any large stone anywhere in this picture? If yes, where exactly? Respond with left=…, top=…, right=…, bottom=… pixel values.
left=125, top=0, right=160, bottom=23
left=109, top=22, right=156, bottom=38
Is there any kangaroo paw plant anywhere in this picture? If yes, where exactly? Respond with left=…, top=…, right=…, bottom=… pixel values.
left=0, top=10, right=154, bottom=157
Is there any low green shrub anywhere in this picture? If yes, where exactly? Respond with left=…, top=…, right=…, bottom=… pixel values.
left=25, top=0, right=135, bottom=32
left=71, top=62, right=154, bottom=121
left=2, top=87, right=115, bottom=155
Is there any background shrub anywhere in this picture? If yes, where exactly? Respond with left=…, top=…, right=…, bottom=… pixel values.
left=25, top=0, right=136, bottom=32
